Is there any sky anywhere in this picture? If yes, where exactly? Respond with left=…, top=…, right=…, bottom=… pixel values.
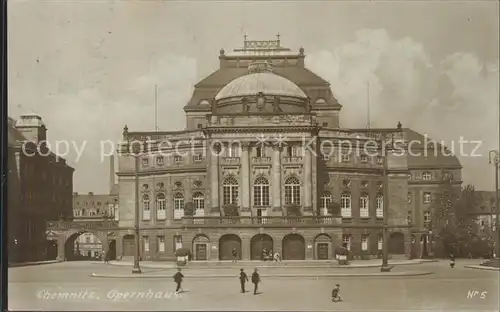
left=8, top=0, right=500, bottom=194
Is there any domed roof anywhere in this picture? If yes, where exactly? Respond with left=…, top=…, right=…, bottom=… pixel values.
left=215, top=62, right=307, bottom=100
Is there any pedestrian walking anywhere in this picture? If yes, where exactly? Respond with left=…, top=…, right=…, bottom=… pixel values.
left=173, top=268, right=184, bottom=294
left=449, top=253, right=455, bottom=268
left=251, top=268, right=261, bottom=295
left=232, top=248, right=238, bottom=263
left=239, top=268, right=248, bottom=293
left=103, top=249, right=110, bottom=264
left=332, top=284, right=342, bottom=302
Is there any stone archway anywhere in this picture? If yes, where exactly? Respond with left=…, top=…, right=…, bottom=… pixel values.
left=389, top=232, right=405, bottom=254
left=193, top=234, right=210, bottom=261
left=282, top=234, right=306, bottom=260
left=219, top=234, right=242, bottom=260
left=64, top=231, right=103, bottom=261
left=314, top=234, right=332, bottom=260
left=250, top=234, right=273, bottom=260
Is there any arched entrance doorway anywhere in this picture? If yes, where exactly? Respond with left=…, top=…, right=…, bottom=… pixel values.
left=282, top=234, right=305, bottom=260
left=123, top=234, right=135, bottom=257
left=46, top=240, right=58, bottom=260
left=219, top=234, right=241, bottom=260
left=250, top=234, right=273, bottom=260
left=389, top=232, right=405, bottom=254
left=64, top=231, right=103, bottom=261
left=314, top=234, right=332, bottom=260
left=193, top=235, right=210, bottom=260
left=107, top=240, right=117, bottom=260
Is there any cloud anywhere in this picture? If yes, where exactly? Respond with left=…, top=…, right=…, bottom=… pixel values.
left=306, top=28, right=499, bottom=190
left=9, top=54, right=197, bottom=193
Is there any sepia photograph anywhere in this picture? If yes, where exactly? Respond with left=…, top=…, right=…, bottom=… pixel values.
left=4, top=0, right=500, bottom=311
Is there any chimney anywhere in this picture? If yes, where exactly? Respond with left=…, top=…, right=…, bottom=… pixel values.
left=109, top=154, right=115, bottom=193
left=15, top=114, right=47, bottom=143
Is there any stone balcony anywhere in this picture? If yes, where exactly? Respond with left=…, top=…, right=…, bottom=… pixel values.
left=282, top=156, right=303, bottom=164
left=182, top=216, right=341, bottom=227
left=252, top=157, right=272, bottom=165
left=221, top=157, right=240, bottom=165
left=47, top=219, right=118, bottom=230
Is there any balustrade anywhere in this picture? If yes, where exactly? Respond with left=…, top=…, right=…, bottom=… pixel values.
left=282, top=156, right=303, bottom=164
left=221, top=157, right=240, bottom=165
left=182, top=215, right=336, bottom=226
left=252, top=157, right=272, bottom=165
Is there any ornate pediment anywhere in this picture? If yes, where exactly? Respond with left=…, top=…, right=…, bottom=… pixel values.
left=283, top=166, right=302, bottom=177
left=222, top=166, right=240, bottom=177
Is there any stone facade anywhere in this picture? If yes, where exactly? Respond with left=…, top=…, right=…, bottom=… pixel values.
left=49, top=37, right=462, bottom=261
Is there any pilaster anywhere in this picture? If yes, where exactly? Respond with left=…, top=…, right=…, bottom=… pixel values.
left=210, top=143, right=220, bottom=214
left=241, top=143, right=250, bottom=212
left=272, top=145, right=282, bottom=211
left=303, top=146, right=312, bottom=214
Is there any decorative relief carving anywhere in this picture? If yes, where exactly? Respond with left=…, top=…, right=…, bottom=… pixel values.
left=252, top=166, right=271, bottom=176
left=156, top=182, right=165, bottom=191
left=222, top=167, right=240, bottom=177
left=193, top=180, right=203, bottom=189
left=283, top=166, right=302, bottom=177
left=241, top=142, right=250, bottom=151
left=142, top=184, right=149, bottom=192
left=173, top=181, right=183, bottom=189
left=342, top=179, right=351, bottom=188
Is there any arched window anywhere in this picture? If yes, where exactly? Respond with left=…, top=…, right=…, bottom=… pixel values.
left=156, top=193, right=166, bottom=220
left=320, top=192, right=332, bottom=215
left=340, top=192, right=351, bottom=218
left=359, top=193, right=369, bottom=218
left=142, top=194, right=150, bottom=220
left=376, top=193, right=384, bottom=218
left=284, top=176, right=301, bottom=205
left=173, top=193, right=184, bottom=219
left=253, top=177, right=270, bottom=206
left=223, top=176, right=239, bottom=205
left=193, top=192, right=205, bottom=216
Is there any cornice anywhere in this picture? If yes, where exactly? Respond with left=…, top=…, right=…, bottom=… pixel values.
left=117, top=166, right=207, bottom=177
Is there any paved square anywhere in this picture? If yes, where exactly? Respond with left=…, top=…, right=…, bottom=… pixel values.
left=8, top=261, right=499, bottom=311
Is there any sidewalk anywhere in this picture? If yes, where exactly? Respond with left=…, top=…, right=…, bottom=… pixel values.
left=8, top=260, right=62, bottom=268
left=464, top=265, right=500, bottom=271
left=102, top=258, right=435, bottom=270
left=90, top=270, right=433, bottom=279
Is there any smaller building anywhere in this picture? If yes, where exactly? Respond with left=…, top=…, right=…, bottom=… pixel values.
left=471, top=191, right=498, bottom=234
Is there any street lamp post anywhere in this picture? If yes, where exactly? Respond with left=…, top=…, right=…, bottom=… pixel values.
left=488, top=150, right=499, bottom=258
left=380, top=123, right=403, bottom=272
left=126, top=132, right=147, bottom=274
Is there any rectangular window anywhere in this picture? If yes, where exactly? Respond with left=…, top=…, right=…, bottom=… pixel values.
left=143, top=236, right=149, bottom=252
left=378, top=235, right=383, bottom=250
left=376, top=196, right=384, bottom=218
left=342, top=234, right=351, bottom=251
left=256, top=146, right=265, bottom=157
left=361, top=234, right=368, bottom=251
left=322, top=122, right=328, bottom=127
left=423, top=192, right=431, bottom=204
left=197, top=123, right=203, bottom=129
left=174, top=155, right=183, bottom=164
left=193, top=153, right=203, bottom=162
left=341, top=153, right=350, bottom=162
left=424, top=211, right=431, bottom=227
left=142, top=158, right=149, bottom=168
left=158, top=236, right=165, bottom=252
left=156, top=156, right=164, bottom=166
left=174, top=235, right=183, bottom=251
left=359, top=195, right=369, bottom=218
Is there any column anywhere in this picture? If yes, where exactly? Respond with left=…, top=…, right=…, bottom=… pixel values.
left=272, top=145, right=282, bottom=212
left=304, top=147, right=312, bottom=212
left=210, top=143, right=220, bottom=214
left=241, top=143, right=250, bottom=212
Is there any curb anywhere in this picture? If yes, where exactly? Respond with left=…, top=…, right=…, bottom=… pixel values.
left=464, top=265, right=500, bottom=271
left=103, top=260, right=433, bottom=270
left=8, top=260, right=63, bottom=268
left=90, top=271, right=433, bottom=279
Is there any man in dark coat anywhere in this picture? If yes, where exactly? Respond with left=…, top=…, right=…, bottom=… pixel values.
left=173, top=268, right=184, bottom=294
left=251, top=268, right=261, bottom=295
left=239, top=268, right=248, bottom=293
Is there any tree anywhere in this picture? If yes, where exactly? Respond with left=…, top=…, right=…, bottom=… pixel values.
left=431, top=181, right=483, bottom=257
left=184, top=202, right=195, bottom=217
left=286, top=203, right=302, bottom=217
left=223, top=203, right=239, bottom=217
